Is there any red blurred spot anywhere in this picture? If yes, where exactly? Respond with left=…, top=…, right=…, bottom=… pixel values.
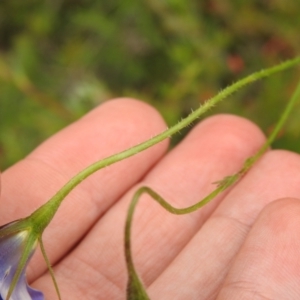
left=227, top=55, right=245, bottom=74
left=262, top=36, right=293, bottom=57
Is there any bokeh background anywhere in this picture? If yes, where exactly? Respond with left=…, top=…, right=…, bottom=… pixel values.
left=1, top=0, right=300, bottom=170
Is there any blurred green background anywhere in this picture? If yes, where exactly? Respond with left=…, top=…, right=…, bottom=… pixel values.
left=1, top=0, right=300, bottom=170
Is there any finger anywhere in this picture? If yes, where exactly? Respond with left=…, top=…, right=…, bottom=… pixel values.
left=35, top=115, right=266, bottom=299
left=217, top=198, right=300, bottom=300
left=129, top=115, right=265, bottom=284
left=150, top=150, right=300, bottom=299
left=1, top=98, right=168, bottom=280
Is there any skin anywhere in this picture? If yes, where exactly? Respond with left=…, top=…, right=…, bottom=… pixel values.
left=1, top=98, right=300, bottom=299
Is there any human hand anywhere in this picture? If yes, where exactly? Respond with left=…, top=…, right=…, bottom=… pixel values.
left=2, top=98, right=300, bottom=299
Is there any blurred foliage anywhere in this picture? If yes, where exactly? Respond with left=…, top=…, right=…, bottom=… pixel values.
left=0, top=0, right=300, bottom=170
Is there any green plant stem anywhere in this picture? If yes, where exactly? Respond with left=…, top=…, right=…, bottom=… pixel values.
left=243, top=77, right=300, bottom=172
left=31, top=56, right=300, bottom=233
left=124, top=78, right=300, bottom=299
left=39, top=237, right=62, bottom=300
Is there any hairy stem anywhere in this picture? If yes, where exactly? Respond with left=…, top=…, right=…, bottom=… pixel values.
left=39, top=237, right=62, bottom=300
left=125, top=78, right=300, bottom=298
left=33, top=56, right=300, bottom=233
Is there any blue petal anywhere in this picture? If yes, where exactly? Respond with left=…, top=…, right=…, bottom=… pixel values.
left=0, top=231, right=44, bottom=300
left=3, top=273, right=44, bottom=300
left=28, top=286, right=44, bottom=300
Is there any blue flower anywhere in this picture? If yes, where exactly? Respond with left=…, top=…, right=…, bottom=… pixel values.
left=0, top=221, right=44, bottom=300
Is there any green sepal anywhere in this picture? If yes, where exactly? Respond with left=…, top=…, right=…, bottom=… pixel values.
left=127, top=271, right=150, bottom=300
